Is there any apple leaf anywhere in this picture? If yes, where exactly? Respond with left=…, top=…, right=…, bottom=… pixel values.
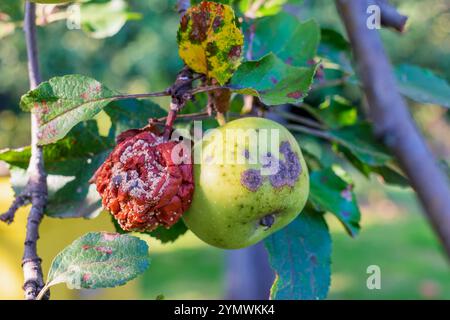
left=0, top=121, right=113, bottom=218
left=265, top=211, right=331, bottom=300
left=244, top=13, right=320, bottom=66
left=331, top=123, right=391, bottom=167
left=239, top=0, right=304, bottom=18
left=309, top=168, right=361, bottom=237
left=80, top=0, right=142, bottom=39
left=177, top=1, right=244, bottom=85
left=20, top=74, right=117, bottom=145
left=111, top=213, right=188, bottom=244
left=302, top=96, right=358, bottom=129
left=229, top=53, right=317, bottom=105
left=104, top=98, right=167, bottom=140
left=395, top=64, right=450, bottom=108
left=318, top=27, right=353, bottom=73
left=44, top=232, right=150, bottom=292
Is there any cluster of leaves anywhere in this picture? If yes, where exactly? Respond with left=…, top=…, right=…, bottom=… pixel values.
left=1, top=0, right=450, bottom=299
left=0, top=0, right=140, bottom=40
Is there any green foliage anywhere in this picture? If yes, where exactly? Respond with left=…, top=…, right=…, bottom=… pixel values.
left=20, top=74, right=117, bottom=145
left=4, top=0, right=448, bottom=301
left=80, top=0, right=142, bottom=39
left=265, top=211, right=331, bottom=300
left=309, top=168, right=361, bottom=237
left=0, top=121, right=112, bottom=218
left=395, top=64, right=450, bottom=108
left=111, top=213, right=188, bottom=244
left=239, top=0, right=304, bottom=18
left=244, top=13, right=320, bottom=66
left=229, top=53, right=317, bottom=105
left=43, top=232, right=149, bottom=293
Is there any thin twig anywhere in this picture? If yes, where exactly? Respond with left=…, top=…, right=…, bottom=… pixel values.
left=285, top=124, right=335, bottom=141
left=154, top=111, right=210, bottom=124
left=336, top=0, right=450, bottom=258
left=189, top=85, right=224, bottom=95
left=0, top=192, right=30, bottom=224
left=376, top=0, right=408, bottom=32
left=311, top=77, right=349, bottom=91
left=274, top=110, right=326, bottom=130
left=112, top=91, right=170, bottom=100
left=22, top=1, right=48, bottom=300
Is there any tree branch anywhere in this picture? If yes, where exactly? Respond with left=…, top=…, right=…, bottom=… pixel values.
left=22, top=1, right=48, bottom=300
left=0, top=192, right=30, bottom=224
left=376, top=0, right=408, bottom=32
left=335, top=0, right=450, bottom=257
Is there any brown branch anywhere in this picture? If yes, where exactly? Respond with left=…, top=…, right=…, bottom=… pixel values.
left=336, top=0, right=450, bottom=257
left=22, top=1, right=48, bottom=300
left=0, top=192, right=30, bottom=224
left=189, top=85, right=224, bottom=95
left=177, top=0, right=191, bottom=15
left=376, top=0, right=408, bottom=32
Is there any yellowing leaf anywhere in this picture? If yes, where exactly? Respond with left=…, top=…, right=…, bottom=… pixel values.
left=177, top=1, right=244, bottom=85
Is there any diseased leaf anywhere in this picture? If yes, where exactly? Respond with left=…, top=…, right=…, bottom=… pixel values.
left=244, top=13, right=320, bottom=66
left=265, top=211, right=331, bottom=300
left=45, top=232, right=150, bottom=290
left=20, top=74, right=117, bottom=145
left=395, top=64, right=450, bottom=108
left=177, top=1, right=244, bottom=85
left=309, top=168, right=361, bottom=237
left=229, top=53, right=317, bottom=105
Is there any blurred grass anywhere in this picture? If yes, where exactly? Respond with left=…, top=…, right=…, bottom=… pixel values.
left=1, top=176, right=449, bottom=300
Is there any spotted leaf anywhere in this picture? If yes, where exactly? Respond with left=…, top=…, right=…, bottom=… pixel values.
left=177, top=1, right=244, bottom=85
left=44, top=232, right=150, bottom=291
left=20, top=74, right=117, bottom=145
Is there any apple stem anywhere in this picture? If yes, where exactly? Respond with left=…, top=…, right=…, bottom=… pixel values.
left=216, top=112, right=227, bottom=126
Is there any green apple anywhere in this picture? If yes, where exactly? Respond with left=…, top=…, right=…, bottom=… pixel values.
left=183, top=117, right=309, bottom=249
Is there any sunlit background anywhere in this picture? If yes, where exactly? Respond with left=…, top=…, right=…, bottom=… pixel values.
left=1, top=0, right=449, bottom=299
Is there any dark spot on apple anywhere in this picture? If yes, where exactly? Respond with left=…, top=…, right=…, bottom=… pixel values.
left=243, top=149, right=250, bottom=159
left=241, top=169, right=263, bottom=191
left=269, top=141, right=302, bottom=188
left=285, top=57, right=293, bottom=65
left=260, top=214, right=275, bottom=229
left=270, top=76, right=278, bottom=84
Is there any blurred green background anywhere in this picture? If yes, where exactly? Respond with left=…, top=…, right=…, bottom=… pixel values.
left=0, top=0, right=449, bottom=299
